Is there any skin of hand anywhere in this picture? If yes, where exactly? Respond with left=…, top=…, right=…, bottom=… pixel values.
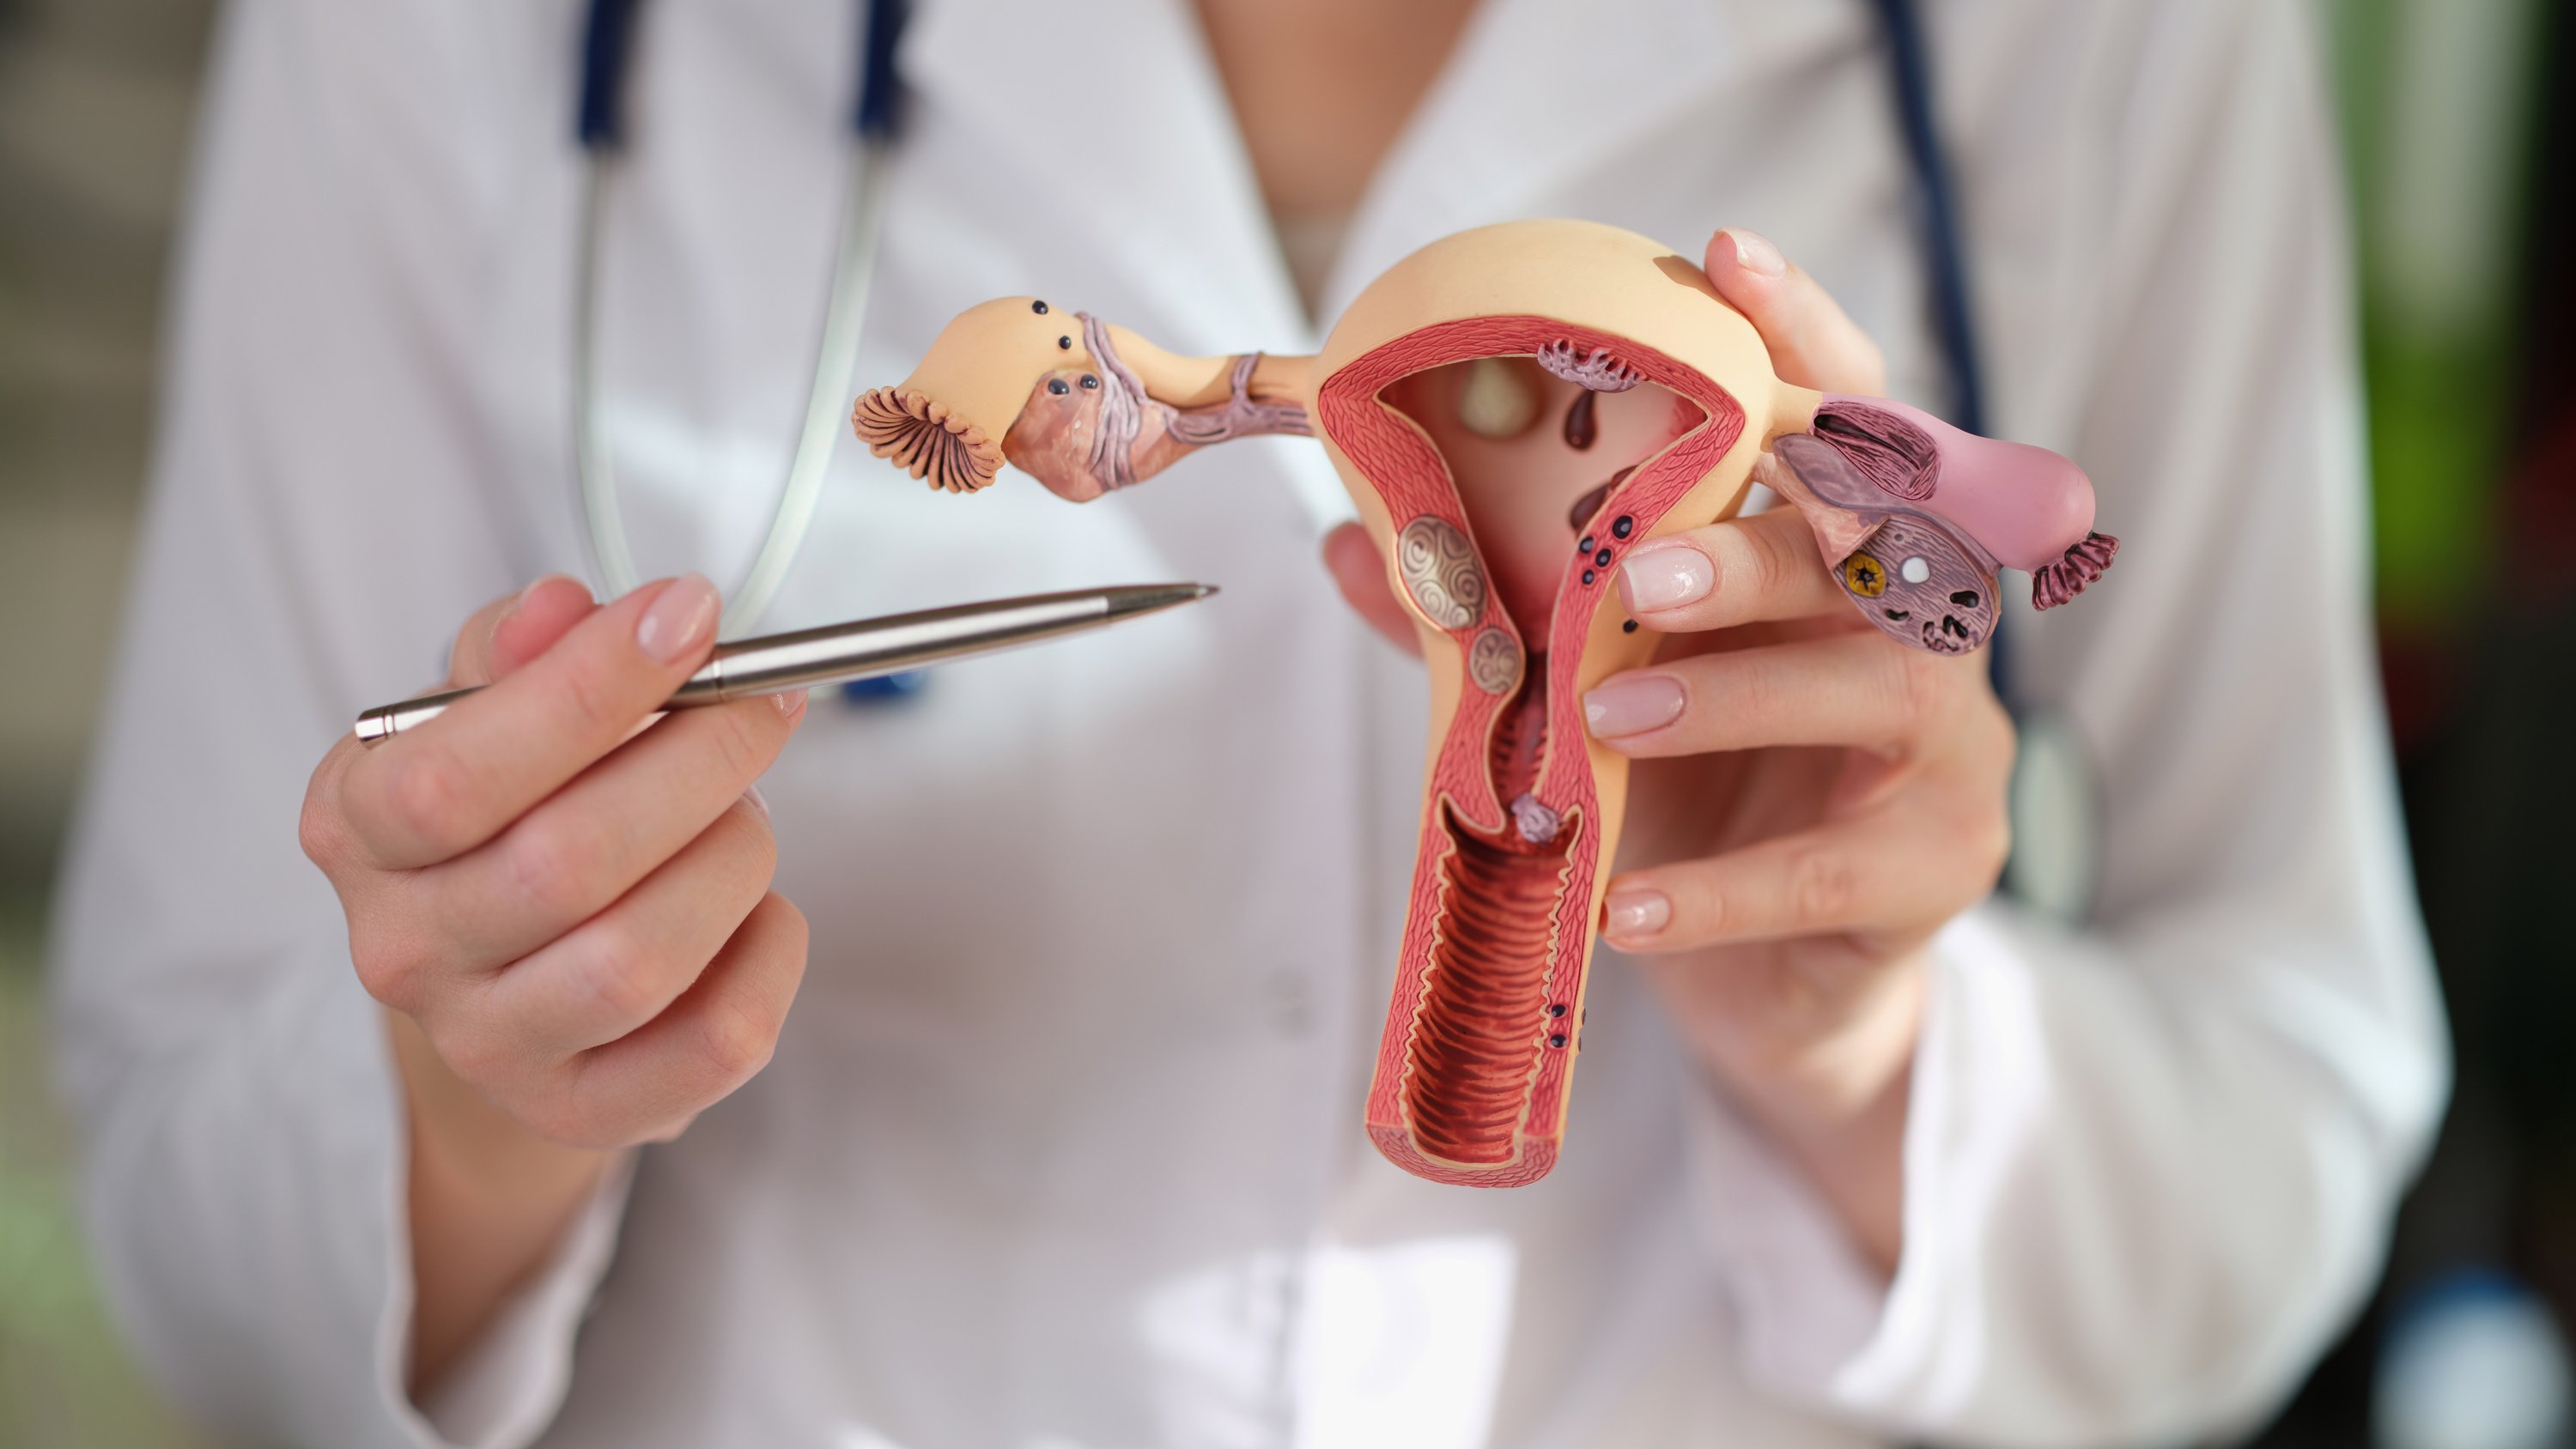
left=298, top=573, right=811, bottom=1391
left=1323, top=229, right=2015, bottom=1272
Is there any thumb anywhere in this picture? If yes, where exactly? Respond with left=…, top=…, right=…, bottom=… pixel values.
left=1703, top=228, right=1888, bottom=397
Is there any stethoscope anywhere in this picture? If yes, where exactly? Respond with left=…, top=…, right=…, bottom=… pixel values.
left=1867, top=0, right=2100, bottom=920
left=572, top=0, right=909, bottom=642
left=570, top=0, right=2096, bottom=914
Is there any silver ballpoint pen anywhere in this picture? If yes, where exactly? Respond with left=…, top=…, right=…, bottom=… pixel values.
left=354, top=582, right=1216, bottom=744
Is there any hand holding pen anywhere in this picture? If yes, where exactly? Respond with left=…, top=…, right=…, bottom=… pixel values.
left=299, top=573, right=1208, bottom=1385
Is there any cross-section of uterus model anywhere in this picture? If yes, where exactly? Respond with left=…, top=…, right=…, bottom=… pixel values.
left=857, top=221, right=2116, bottom=1187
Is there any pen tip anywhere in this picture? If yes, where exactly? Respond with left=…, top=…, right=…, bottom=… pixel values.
left=1101, top=582, right=1220, bottom=621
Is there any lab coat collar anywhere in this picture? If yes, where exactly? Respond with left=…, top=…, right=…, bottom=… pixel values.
left=900, top=0, right=1858, bottom=348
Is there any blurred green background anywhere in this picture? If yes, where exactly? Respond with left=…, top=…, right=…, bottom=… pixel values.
left=3, top=0, right=228, bottom=1444
left=1, top=1, right=2567, bottom=1446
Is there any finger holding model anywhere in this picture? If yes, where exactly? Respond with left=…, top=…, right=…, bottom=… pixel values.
left=1588, top=236, right=2019, bottom=985
left=1558, top=232, right=2029, bottom=1264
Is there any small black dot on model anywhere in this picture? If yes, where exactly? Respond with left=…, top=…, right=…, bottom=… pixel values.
left=1622, top=620, right=1637, bottom=634
left=1582, top=568, right=1596, bottom=585
left=1612, top=516, right=1633, bottom=538
left=1547, top=1034, right=1569, bottom=1049
left=1578, top=535, right=1595, bottom=554
left=1031, top=300, right=1048, bottom=313
left=1595, top=549, right=1613, bottom=568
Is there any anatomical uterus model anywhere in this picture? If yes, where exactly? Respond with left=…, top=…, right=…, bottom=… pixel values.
left=858, top=220, right=2115, bottom=1187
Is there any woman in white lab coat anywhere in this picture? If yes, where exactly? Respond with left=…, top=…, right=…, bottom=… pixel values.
left=52, top=0, right=2446, bottom=1446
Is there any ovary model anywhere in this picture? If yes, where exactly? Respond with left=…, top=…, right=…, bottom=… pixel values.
left=857, top=220, right=2116, bottom=1187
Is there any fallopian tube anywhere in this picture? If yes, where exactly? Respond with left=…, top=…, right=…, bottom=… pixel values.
left=856, top=220, right=2116, bottom=1187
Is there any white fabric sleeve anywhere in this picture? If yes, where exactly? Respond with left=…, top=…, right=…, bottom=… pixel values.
left=1692, top=2, right=2448, bottom=1444
left=48, top=3, right=626, bottom=1445
left=414, top=1156, right=637, bottom=1448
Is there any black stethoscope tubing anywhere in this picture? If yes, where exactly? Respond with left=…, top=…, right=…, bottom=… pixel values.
left=1869, top=0, right=2098, bottom=918
left=1869, top=0, right=1988, bottom=440
left=580, top=0, right=908, bottom=149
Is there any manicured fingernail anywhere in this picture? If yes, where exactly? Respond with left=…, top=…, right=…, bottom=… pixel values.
left=635, top=574, right=720, bottom=664
left=742, top=785, right=771, bottom=821
left=774, top=687, right=808, bottom=718
left=501, top=577, right=545, bottom=624
left=1727, top=228, right=1786, bottom=277
left=1619, top=543, right=1713, bottom=612
left=1606, top=889, right=1672, bottom=938
left=1584, top=675, right=1686, bottom=738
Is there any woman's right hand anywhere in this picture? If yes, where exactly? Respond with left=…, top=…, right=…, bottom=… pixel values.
left=297, top=573, right=809, bottom=1386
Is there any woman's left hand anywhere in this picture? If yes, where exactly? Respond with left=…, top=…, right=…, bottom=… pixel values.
left=1322, top=227, right=2012, bottom=1270
left=1590, top=229, right=2012, bottom=1269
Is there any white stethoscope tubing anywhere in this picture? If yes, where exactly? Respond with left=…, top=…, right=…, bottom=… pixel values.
left=573, top=136, right=895, bottom=638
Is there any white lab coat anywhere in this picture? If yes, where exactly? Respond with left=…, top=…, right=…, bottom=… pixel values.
left=50, top=0, right=2447, bottom=1445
